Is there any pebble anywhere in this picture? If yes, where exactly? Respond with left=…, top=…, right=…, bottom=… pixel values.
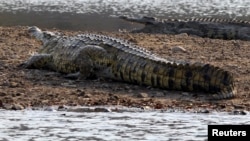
left=195, top=109, right=210, bottom=113
left=137, top=93, right=149, bottom=98
left=58, top=105, right=68, bottom=111
left=9, top=82, right=19, bottom=88
left=101, top=84, right=110, bottom=88
left=11, top=104, right=24, bottom=110
left=233, top=104, right=245, bottom=109
left=181, top=92, right=189, bottom=96
left=0, top=92, right=7, bottom=96
left=171, top=46, right=187, bottom=53
left=83, top=93, right=92, bottom=98
left=19, top=124, right=31, bottom=131
left=44, top=106, right=56, bottom=111
left=155, top=92, right=164, bottom=97
left=94, top=108, right=111, bottom=112
left=230, top=110, right=247, bottom=115
left=61, top=83, right=77, bottom=88
left=141, top=106, right=151, bottom=110
left=15, top=92, right=23, bottom=96
left=67, top=107, right=111, bottom=112
left=0, top=100, right=3, bottom=107
left=78, top=91, right=86, bottom=96
left=177, top=33, right=189, bottom=37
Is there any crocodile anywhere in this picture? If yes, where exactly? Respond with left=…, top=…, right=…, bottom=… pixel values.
left=120, top=16, right=250, bottom=41
left=22, top=26, right=236, bottom=100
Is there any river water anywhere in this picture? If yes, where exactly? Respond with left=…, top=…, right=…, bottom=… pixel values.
left=1, top=0, right=250, bottom=31
left=0, top=108, right=249, bottom=141
left=1, top=0, right=250, bottom=140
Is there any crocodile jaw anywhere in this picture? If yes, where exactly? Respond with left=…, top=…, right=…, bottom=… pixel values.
left=28, top=26, right=56, bottom=45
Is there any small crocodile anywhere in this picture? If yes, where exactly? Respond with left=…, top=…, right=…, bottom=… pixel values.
left=120, top=16, right=250, bottom=40
left=22, top=26, right=236, bottom=100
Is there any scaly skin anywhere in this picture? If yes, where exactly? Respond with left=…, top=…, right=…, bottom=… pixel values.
left=120, top=16, right=250, bottom=41
left=22, top=26, right=236, bottom=100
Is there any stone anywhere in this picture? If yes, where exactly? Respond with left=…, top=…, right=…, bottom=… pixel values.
left=137, top=93, right=149, bottom=98
left=171, top=46, right=187, bottom=53
left=11, top=104, right=24, bottom=110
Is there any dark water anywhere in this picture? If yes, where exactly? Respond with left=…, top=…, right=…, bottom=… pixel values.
left=1, top=1, right=250, bottom=140
left=1, top=0, right=250, bottom=31
left=0, top=108, right=249, bottom=141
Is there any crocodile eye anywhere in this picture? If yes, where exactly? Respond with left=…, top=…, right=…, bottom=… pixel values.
left=44, top=34, right=51, bottom=38
left=43, top=31, right=55, bottom=39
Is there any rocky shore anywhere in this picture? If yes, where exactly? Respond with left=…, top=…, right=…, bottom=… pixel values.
left=0, top=26, right=249, bottom=113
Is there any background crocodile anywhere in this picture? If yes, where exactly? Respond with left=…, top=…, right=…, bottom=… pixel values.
left=22, top=26, right=236, bottom=100
left=120, top=16, right=250, bottom=41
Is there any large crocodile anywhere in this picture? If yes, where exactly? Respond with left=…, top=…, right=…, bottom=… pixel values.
left=21, top=26, right=236, bottom=100
left=120, top=16, right=250, bottom=41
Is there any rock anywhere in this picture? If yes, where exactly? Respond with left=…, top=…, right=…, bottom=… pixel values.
left=108, top=94, right=119, bottom=101
left=128, top=89, right=133, bottom=93
left=58, top=105, right=68, bottom=111
left=141, top=106, right=151, bottom=110
left=154, top=103, right=164, bottom=109
left=171, top=46, right=187, bottom=53
left=0, top=92, right=7, bottom=96
left=196, top=109, right=210, bottom=113
left=101, top=84, right=110, bottom=88
left=232, top=40, right=240, bottom=49
left=44, top=106, right=56, bottom=111
left=181, top=92, right=189, bottom=96
left=3, top=104, right=13, bottom=110
left=12, top=104, right=24, bottom=110
left=0, top=100, right=3, bottom=107
left=137, top=93, right=149, bottom=98
left=155, top=92, right=164, bottom=97
left=94, top=108, right=111, bottom=112
left=231, top=110, right=247, bottom=115
left=19, top=124, right=31, bottom=131
left=124, top=86, right=131, bottom=90
left=61, top=82, right=77, bottom=88
left=177, top=33, right=189, bottom=37
left=76, top=89, right=82, bottom=92
left=83, top=93, right=92, bottom=98
left=9, top=82, right=19, bottom=88
left=78, top=91, right=86, bottom=96
left=233, top=104, right=245, bottom=109
left=16, top=92, right=24, bottom=96
left=67, top=108, right=92, bottom=112
left=67, top=107, right=111, bottom=112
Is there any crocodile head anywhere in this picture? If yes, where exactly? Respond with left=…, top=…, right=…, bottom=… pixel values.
left=28, top=26, right=56, bottom=45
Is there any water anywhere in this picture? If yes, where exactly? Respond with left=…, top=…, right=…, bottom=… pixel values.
left=1, top=1, right=250, bottom=140
left=1, top=0, right=250, bottom=18
left=1, top=0, right=250, bottom=31
left=0, top=108, right=249, bottom=141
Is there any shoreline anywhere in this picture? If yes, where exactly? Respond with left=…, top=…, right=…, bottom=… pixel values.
left=0, top=26, right=249, bottom=113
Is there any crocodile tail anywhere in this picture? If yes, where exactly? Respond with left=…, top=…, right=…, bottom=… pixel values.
left=189, top=63, right=236, bottom=100
left=162, top=62, right=236, bottom=100
left=114, top=57, right=236, bottom=100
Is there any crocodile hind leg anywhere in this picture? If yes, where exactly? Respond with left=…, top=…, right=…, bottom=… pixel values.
left=20, top=54, right=53, bottom=69
left=74, top=45, right=113, bottom=79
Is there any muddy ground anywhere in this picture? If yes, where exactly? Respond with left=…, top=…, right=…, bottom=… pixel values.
left=0, top=26, right=249, bottom=112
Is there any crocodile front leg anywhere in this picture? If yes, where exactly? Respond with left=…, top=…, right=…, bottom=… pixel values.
left=20, top=54, right=53, bottom=69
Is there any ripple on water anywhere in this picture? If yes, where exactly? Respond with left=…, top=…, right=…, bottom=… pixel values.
left=1, top=0, right=250, bottom=31
left=1, top=0, right=250, bottom=18
left=0, top=109, right=249, bottom=140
